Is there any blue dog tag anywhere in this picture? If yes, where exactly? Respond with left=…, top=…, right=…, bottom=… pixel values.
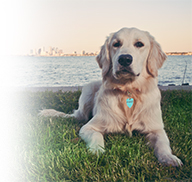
left=126, top=98, right=134, bottom=108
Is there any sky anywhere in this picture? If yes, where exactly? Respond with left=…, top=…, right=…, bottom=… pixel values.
left=0, top=0, right=192, bottom=55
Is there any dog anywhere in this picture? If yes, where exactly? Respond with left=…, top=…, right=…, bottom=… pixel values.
left=40, top=27, right=183, bottom=167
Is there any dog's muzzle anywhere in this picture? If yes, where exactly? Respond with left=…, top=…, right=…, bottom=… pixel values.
left=115, top=54, right=134, bottom=76
left=114, top=54, right=140, bottom=80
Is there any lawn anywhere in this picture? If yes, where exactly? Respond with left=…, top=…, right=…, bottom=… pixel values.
left=12, top=89, right=191, bottom=181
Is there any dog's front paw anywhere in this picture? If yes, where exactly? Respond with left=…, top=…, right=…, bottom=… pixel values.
left=80, top=128, right=105, bottom=156
left=158, top=154, right=183, bottom=167
left=88, top=145, right=105, bottom=155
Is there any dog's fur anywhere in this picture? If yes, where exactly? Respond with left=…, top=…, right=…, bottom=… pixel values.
left=40, top=28, right=182, bottom=166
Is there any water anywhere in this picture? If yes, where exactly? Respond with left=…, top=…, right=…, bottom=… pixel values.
left=1, top=55, right=191, bottom=87
left=158, top=55, right=191, bottom=86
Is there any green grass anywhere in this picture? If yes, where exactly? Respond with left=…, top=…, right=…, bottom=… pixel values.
left=13, top=90, right=191, bottom=181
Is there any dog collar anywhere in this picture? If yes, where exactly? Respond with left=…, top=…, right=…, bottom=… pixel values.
left=113, top=86, right=140, bottom=94
left=113, top=87, right=135, bottom=108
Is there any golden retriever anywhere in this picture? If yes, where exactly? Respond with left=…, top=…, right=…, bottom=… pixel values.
left=40, top=27, right=182, bottom=166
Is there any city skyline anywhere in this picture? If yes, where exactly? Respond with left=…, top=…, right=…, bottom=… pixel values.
left=29, top=46, right=98, bottom=56
left=1, top=0, right=191, bottom=56
left=29, top=45, right=192, bottom=57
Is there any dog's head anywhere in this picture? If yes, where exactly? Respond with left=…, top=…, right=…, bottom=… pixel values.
left=96, top=27, right=166, bottom=83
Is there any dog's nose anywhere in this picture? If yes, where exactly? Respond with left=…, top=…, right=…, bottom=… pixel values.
left=118, top=54, right=133, bottom=67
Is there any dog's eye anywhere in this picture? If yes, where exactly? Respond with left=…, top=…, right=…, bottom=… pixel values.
left=134, top=41, right=144, bottom=48
left=113, top=41, right=122, bottom=48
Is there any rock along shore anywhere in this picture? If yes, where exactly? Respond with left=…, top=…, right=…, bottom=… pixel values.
left=12, top=85, right=191, bottom=92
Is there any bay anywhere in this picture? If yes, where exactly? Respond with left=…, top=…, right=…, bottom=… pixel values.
left=1, top=55, right=191, bottom=87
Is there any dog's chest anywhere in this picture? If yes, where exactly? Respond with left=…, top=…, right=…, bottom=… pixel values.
left=122, top=94, right=144, bottom=135
left=119, top=93, right=141, bottom=127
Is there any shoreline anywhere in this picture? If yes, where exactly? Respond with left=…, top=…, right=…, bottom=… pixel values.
left=11, top=85, right=191, bottom=92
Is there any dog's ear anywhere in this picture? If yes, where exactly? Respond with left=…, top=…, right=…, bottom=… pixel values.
left=146, top=33, right=167, bottom=77
left=96, top=33, right=114, bottom=77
